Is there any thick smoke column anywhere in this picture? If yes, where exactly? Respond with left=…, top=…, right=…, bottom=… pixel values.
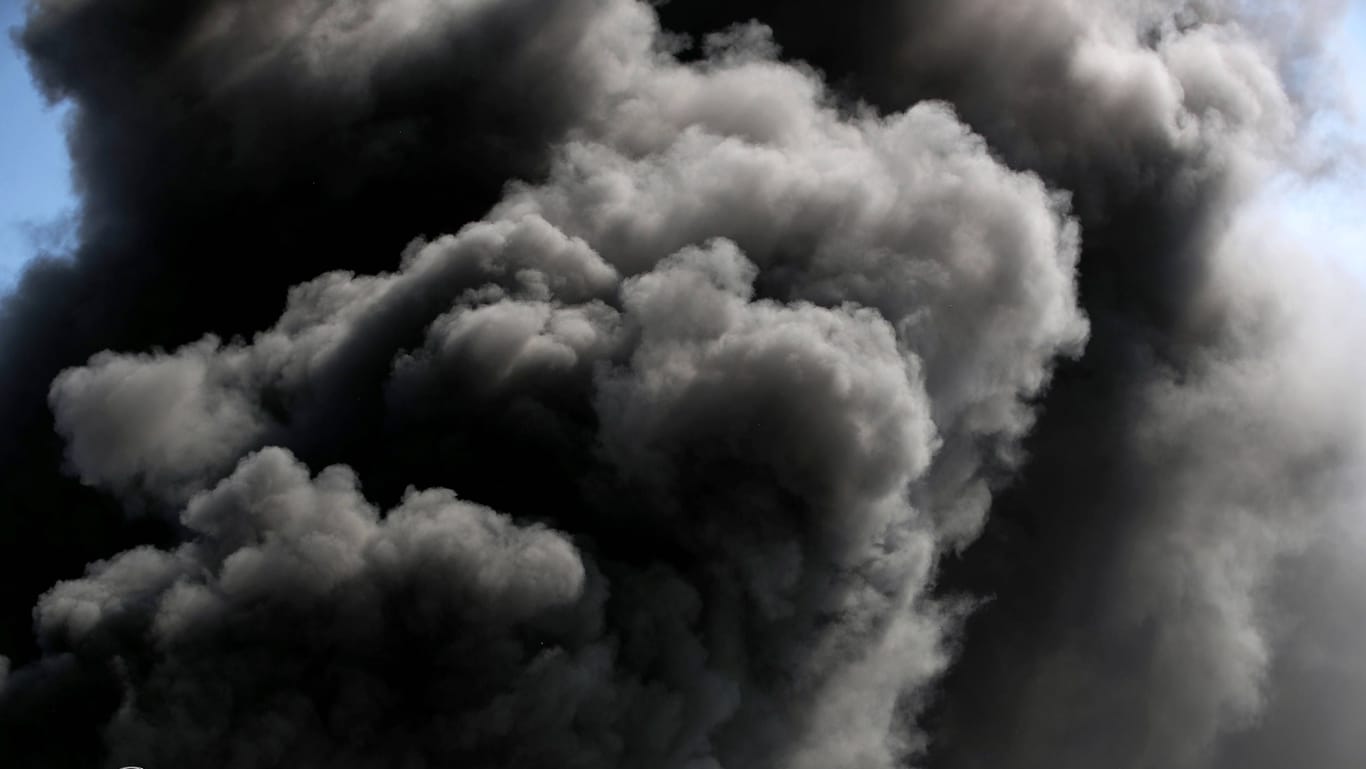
left=649, top=3, right=1366, bottom=768
left=5, top=2, right=1086, bottom=766
left=2, top=0, right=1365, bottom=768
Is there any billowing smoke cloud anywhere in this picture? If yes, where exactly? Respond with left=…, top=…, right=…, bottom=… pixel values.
left=3, top=0, right=1365, bottom=768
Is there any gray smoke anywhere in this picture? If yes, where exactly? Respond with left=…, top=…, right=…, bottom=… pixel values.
left=3, top=0, right=1366, bottom=768
left=21, top=6, right=1086, bottom=767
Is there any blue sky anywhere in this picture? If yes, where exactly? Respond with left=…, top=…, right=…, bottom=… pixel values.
left=1, top=0, right=73, bottom=291
left=1264, top=1, right=1366, bottom=283
left=0, top=2, right=1364, bottom=291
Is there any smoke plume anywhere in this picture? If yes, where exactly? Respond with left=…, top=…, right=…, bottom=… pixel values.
left=2, top=1, right=1365, bottom=768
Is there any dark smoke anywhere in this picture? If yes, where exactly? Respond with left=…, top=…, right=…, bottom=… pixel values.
left=2, top=1, right=1365, bottom=768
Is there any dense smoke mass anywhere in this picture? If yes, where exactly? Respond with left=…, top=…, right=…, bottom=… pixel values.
left=1, top=0, right=1364, bottom=767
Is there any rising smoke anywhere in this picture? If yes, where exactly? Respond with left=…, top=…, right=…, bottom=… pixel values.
left=1, top=1, right=1364, bottom=768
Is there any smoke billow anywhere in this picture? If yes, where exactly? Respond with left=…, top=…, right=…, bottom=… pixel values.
left=3, top=0, right=1365, bottom=768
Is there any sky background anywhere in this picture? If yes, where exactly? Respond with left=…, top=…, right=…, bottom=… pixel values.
left=1, top=0, right=1364, bottom=292
left=1263, top=0, right=1366, bottom=283
left=1, top=0, right=72, bottom=291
